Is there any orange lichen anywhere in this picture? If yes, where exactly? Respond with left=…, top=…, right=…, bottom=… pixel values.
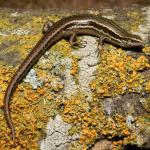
left=0, top=63, right=58, bottom=149
left=57, top=94, right=106, bottom=148
left=90, top=47, right=150, bottom=98
left=70, top=56, right=79, bottom=76
left=130, top=55, right=150, bottom=70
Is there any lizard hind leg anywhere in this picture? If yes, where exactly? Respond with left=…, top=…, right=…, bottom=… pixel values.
left=42, top=20, right=54, bottom=33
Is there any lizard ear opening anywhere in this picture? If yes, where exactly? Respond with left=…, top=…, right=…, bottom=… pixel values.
left=42, top=20, right=54, bottom=34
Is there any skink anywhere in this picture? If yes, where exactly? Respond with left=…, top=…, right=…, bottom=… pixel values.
left=3, top=14, right=144, bottom=141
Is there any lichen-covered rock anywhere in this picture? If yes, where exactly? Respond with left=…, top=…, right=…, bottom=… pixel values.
left=0, top=6, right=149, bottom=150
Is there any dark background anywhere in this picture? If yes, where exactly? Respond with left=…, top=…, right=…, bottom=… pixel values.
left=0, top=0, right=150, bottom=9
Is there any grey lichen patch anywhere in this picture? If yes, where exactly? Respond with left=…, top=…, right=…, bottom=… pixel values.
left=72, top=36, right=99, bottom=100
left=10, top=28, right=31, bottom=36
left=10, top=12, right=21, bottom=17
left=103, top=98, right=115, bottom=116
left=36, top=48, right=78, bottom=96
left=37, top=50, right=63, bottom=71
left=126, top=115, right=135, bottom=128
left=24, top=69, right=43, bottom=89
left=40, top=115, right=79, bottom=150
left=35, top=35, right=100, bottom=99
left=61, top=58, right=78, bottom=97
